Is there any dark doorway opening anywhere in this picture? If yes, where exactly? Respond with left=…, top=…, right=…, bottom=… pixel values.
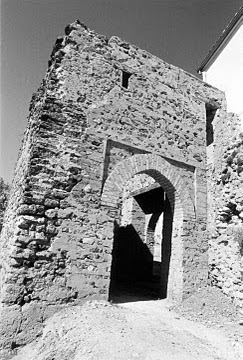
left=109, top=186, right=173, bottom=303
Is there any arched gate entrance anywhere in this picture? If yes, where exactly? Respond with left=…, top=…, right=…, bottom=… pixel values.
left=101, top=154, right=195, bottom=302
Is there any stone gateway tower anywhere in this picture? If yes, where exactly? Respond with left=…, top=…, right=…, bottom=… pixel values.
left=1, top=21, right=241, bottom=356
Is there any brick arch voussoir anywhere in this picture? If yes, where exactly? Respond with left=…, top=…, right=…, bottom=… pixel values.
left=132, top=155, right=149, bottom=173
left=151, top=156, right=195, bottom=220
left=101, top=154, right=195, bottom=221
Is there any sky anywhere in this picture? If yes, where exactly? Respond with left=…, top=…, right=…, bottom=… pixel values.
left=1, top=0, right=243, bottom=183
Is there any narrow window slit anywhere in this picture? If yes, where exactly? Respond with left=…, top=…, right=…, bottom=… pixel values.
left=122, top=71, right=132, bottom=89
left=206, top=104, right=217, bottom=146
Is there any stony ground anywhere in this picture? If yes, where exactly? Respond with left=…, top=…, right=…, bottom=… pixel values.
left=11, top=286, right=243, bottom=360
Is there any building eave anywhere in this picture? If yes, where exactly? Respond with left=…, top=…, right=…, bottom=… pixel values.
left=197, top=6, right=243, bottom=73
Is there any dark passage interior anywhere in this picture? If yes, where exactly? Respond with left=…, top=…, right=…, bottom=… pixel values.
left=109, top=186, right=173, bottom=303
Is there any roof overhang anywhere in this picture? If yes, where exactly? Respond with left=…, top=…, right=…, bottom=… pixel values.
left=197, top=6, right=243, bottom=73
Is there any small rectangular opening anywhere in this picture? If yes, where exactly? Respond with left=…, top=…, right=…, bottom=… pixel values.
left=122, top=71, right=132, bottom=89
left=206, top=104, right=217, bottom=146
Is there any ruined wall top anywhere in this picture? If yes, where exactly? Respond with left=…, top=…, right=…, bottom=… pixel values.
left=28, top=19, right=226, bottom=168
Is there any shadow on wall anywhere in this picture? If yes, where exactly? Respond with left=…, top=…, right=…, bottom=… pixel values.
left=109, top=200, right=173, bottom=303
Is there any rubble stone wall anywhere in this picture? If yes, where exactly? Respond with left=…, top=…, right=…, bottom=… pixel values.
left=0, top=21, right=227, bottom=357
left=207, top=112, right=243, bottom=307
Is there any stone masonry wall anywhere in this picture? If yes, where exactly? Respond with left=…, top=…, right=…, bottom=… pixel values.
left=207, top=112, right=243, bottom=308
left=0, top=20, right=226, bottom=357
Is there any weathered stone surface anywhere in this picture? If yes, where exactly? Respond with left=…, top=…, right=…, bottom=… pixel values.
left=207, top=115, right=243, bottom=308
left=0, top=20, right=238, bottom=359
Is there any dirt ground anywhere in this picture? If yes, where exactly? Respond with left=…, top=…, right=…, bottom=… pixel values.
left=12, top=286, right=243, bottom=360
